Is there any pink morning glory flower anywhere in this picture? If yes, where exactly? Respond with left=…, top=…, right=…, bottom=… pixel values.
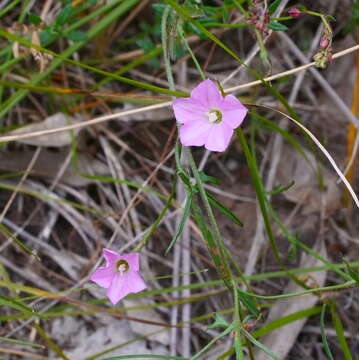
left=90, top=249, right=147, bottom=305
left=172, top=79, right=248, bottom=152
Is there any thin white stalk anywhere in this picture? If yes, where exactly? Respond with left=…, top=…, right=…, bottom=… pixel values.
left=256, top=104, right=359, bottom=208
left=0, top=45, right=358, bottom=144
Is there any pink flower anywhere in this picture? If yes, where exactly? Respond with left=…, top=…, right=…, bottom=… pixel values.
left=172, top=79, right=247, bottom=152
left=90, top=249, right=147, bottom=305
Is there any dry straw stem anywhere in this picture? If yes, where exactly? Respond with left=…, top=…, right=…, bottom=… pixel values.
left=0, top=44, right=358, bottom=144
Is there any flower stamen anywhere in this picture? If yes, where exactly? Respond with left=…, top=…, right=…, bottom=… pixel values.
left=205, top=109, right=222, bottom=124
left=116, top=259, right=129, bottom=275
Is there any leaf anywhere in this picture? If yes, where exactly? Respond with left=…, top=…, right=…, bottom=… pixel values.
left=222, top=0, right=230, bottom=22
left=268, top=0, right=282, bottom=14
left=28, top=12, right=42, bottom=25
left=136, top=38, right=159, bottom=67
left=330, top=304, right=353, bottom=360
left=207, top=312, right=229, bottom=330
left=0, top=223, right=40, bottom=260
left=187, top=22, right=207, bottom=39
left=267, top=181, right=295, bottom=195
left=177, top=169, right=194, bottom=191
left=66, top=30, right=87, bottom=42
left=0, top=336, right=44, bottom=349
left=267, top=21, right=288, bottom=31
left=237, top=289, right=260, bottom=317
left=253, top=306, right=322, bottom=339
left=320, top=304, right=335, bottom=360
left=55, top=4, right=73, bottom=27
left=343, top=259, right=359, bottom=285
left=206, top=192, right=243, bottom=227
left=0, top=294, right=45, bottom=319
left=243, top=329, right=284, bottom=360
left=198, top=170, right=220, bottom=185
left=6, top=112, right=80, bottom=147
left=165, top=192, right=193, bottom=254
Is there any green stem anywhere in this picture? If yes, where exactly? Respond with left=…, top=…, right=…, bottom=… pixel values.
left=242, top=280, right=355, bottom=300
left=187, top=152, right=233, bottom=289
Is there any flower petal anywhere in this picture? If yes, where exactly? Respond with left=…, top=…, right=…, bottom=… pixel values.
left=191, top=79, right=222, bottom=108
left=125, top=272, right=147, bottom=293
left=90, top=266, right=114, bottom=288
left=179, top=119, right=213, bottom=147
left=120, top=253, right=140, bottom=271
left=172, top=98, right=207, bottom=124
left=106, top=273, right=128, bottom=305
left=220, top=95, right=248, bottom=129
left=103, top=248, right=120, bottom=266
left=205, top=123, right=233, bottom=152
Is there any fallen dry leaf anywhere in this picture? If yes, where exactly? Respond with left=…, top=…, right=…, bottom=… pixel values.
left=7, top=112, right=81, bottom=147
left=50, top=316, right=168, bottom=360
left=276, top=145, right=341, bottom=214
left=0, top=149, right=109, bottom=186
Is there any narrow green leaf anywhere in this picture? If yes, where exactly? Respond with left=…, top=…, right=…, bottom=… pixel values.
left=237, top=289, right=260, bottom=317
left=267, top=21, right=288, bottom=31
left=242, top=329, right=283, bottom=360
left=330, top=304, right=353, bottom=360
left=0, top=222, right=40, bottom=260
left=198, top=171, right=221, bottom=185
left=344, top=260, right=359, bottom=285
left=208, top=312, right=230, bottom=330
left=266, top=181, right=295, bottom=195
left=0, top=294, right=45, bottom=319
left=254, top=306, right=322, bottom=338
left=28, top=12, right=41, bottom=25
left=206, top=192, right=243, bottom=227
left=66, top=30, right=87, bottom=42
left=268, top=0, right=282, bottom=14
left=56, top=4, right=73, bottom=27
left=34, top=323, right=71, bottom=360
left=165, top=192, right=193, bottom=255
left=320, top=304, right=335, bottom=360
left=0, top=336, right=44, bottom=349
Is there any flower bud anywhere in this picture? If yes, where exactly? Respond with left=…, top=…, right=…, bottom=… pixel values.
left=288, top=7, right=304, bottom=18
left=255, top=22, right=264, bottom=31
left=320, top=37, right=330, bottom=49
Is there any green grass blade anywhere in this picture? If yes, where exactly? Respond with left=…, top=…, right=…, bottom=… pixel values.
left=0, top=294, right=46, bottom=319
left=206, top=191, right=243, bottom=227
left=165, top=192, right=193, bottom=255
left=253, top=306, right=322, bottom=338
left=330, top=303, right=353, bottom=360
left=0, top=336, right=44, bottom=349
left=320, top=304, right=335, bottom=360
left=242, top=329, right=283, bottom=360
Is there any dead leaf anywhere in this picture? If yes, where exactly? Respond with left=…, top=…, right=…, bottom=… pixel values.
left=50, top=316, right=169, bottom=360
left=254, top=241, right=327, bottom=360
left=0, top=149, right=109, bottom=186
left=277, top=145, right=341, bottom=214
left=8, top=113, right=80, bottom=147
